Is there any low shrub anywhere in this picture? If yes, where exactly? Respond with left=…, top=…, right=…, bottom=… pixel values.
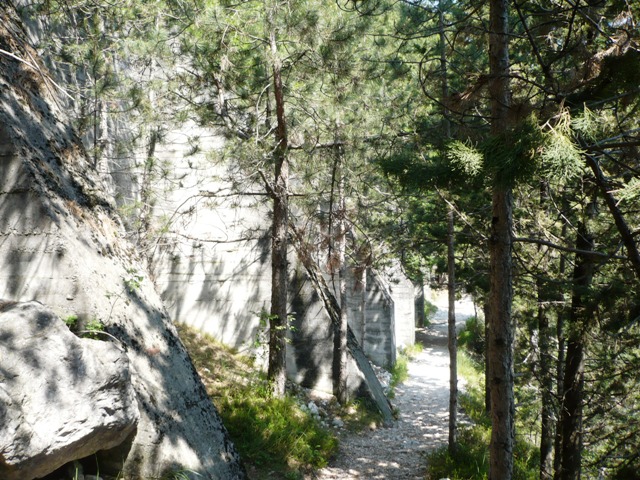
left=457, top=315, right=485, bottom=358
left=424, top=300, right=438, bottom=326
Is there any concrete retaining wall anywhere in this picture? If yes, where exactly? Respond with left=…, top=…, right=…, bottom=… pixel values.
left=147, top=124, right=415, bottom=391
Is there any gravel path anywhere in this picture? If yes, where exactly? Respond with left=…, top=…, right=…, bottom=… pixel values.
left=309, top=297, right=473, bottom=480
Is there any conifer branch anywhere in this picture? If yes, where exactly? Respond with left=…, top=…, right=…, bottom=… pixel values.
left=514, top=237, right=626, bottom=261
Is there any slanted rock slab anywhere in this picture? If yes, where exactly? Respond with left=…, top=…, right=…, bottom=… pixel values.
left=0, top=301, right=139, bottom=480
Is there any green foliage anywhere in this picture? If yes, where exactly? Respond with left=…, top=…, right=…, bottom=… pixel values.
left=425, top=428, right=489, bottom=479
left=64, top=314, right=79, bottom=330
left=480, top=117, right=543, bottom=188
left=457, top=352, right=489, bottom=428
left=442, top=112, right=589, bottom=189
left=540, top=109, right=585, bottom=180
left=401, top=342, right=424, bottom=359
left=388, top=343, right=422, bottom=397
left=571, top=105, right=610, bottom=143
left=457, top=316, right=485, bottom=359
left=83, top=318, right=105, bottom=340
left=615, top=177, right=640, bottom=204
left=123, top=268, right=144, bottom=293
left=426, top=426, right=540, bottom=480
left=424, top=300, right=438, bottom=325
left=447, top=140, right=484, bottom=178
left=63, top=314, right=104, bottom=340
left=388, top=356, right=408, bottom=398
left=252, top=308, right=296, bottom=356
left=338, top=398, right=384, bottom=432
left=176, top=323, right=338, bottom=477
left=218, top=382, right=338, bottom=472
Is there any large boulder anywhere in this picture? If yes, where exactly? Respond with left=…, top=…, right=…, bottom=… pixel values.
left=0, top=301, right=139, bottom=480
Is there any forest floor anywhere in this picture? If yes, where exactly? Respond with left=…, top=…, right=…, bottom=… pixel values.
left=308, top=298, right=474, bottom=480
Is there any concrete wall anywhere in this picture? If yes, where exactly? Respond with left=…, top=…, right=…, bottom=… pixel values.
left=146, top=123, right=415, bottom=391
left=388, top=265, right=416, bottom=351
left=345, top=269, right=395, bottom=368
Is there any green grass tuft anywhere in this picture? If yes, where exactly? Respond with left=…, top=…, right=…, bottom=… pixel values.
left=176, top=323, right=338, bottom=478
left=217, top=381, right=338, bottom=471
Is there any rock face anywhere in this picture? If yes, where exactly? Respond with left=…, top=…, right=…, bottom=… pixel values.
left=0, top=301, right=139, bottom=480
left=0, top=6, right=245, bottom=479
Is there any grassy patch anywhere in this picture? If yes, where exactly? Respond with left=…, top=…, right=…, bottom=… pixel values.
left=176, top=323, right=338, bottom=478
left=218, top=383, right=338, bottom=472
left=424, top=300, right=438, bottom=326
left=402, top=342, right=424, bottom=359
left=457, top=316, right=485, bottom=358
left=425, top=427, right=489, bottom=479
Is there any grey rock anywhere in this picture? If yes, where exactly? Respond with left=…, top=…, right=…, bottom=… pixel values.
left=307, top=401, right=320, bottom=417
left=0, top=301, right=139, bottom=480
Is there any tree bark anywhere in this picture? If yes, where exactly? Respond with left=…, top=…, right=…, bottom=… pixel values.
left=333, top=142, right=349, bottom=404
left=266, top=4, right=289, bottom=397
left=538, top=182, right=554, bottom=480
left=439, top=8, right=457, bottom=453
left=447, top=206, right=458, bottom=453
left=558, top=223, right=594, bottom=480
left=539, top=286, right=554, bottom=480
left=554, top=216, right=569, bottom=480
left=488, top=188, right=515, bottom=480
left=488, top=0, right=515, bottom=478
left=484, top=301, right=491, bottom=414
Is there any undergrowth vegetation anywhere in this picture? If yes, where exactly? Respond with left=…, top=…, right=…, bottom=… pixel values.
left=425, top=317, right=539, bottom=479
left=176, top=323, right=338, bottom=479
left=388, top=343, right=424, bottom=398
left=423, top=300, right=438, bottom=326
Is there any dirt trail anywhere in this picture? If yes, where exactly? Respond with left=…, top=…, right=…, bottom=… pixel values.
left=310, top=298, right=473, bottom=480
left=309, top=325, right=452, bottom=479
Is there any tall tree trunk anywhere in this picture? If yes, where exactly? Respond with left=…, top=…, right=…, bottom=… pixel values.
left=266, top=4, right=289, bottom=397
left=488, top=0, right=515, bottom=478
left=554, top=216, right=569, bottom=480
left=539, top=289, right=554, bottom=480
left=439, top=10, right=457, bottom=452
left=447, top=206, right=458, bottom=453
left=484, top=301, right=491, bottom=414
left=553, top=307, right=567, bottom=480
left=538, top=182, right=554, bottom=480
left=333, top=140, right=349, bottom=404
left=488, top=189, right=515, bottom=480
left=558, top=223, right=594, bottom=480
